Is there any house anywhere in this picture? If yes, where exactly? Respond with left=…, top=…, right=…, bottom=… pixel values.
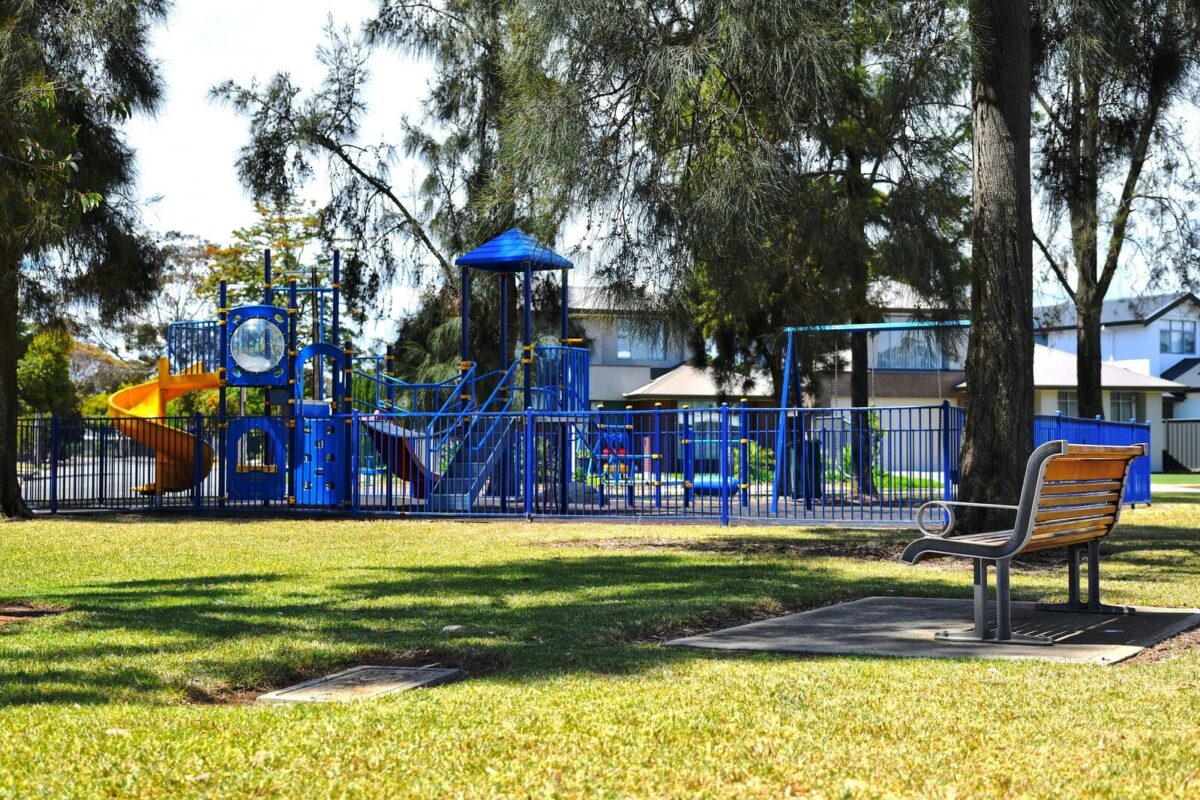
left=623, top=364, right=775, bottom=408
left=568, top=286, right=691, bottom=408
left=1035, top=292, right=1200, bottom=418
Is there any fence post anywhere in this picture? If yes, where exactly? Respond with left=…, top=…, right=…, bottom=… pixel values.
left=625, top=405, right=635, bottom=507
left=1055, top=410, right=1063, bottom=441
left=719, top=403, right=731, bottom=526
left=49, top=414, right=59, bottom=513
left=653, top=403, right=663, bottom=509
left=193, top=413, right=203, bottom=512
left=524, top=407, right=534, bottom=519
left=940, top=400, right=952, bottom=501
left=351, top=411, right=361, bottom=517
left=97, top=421, right=107, bottom=506
left=738, top=398, right=749, bottom=508
left=682, top=405, right=693, bottom=509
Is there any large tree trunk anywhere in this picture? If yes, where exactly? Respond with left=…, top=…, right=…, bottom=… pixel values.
left=845, top=148, right=875, bottom=496
left=0, top=260, right=31, bottom=518
left=1075, top=287, right=1105, bottom=419
left=959, top=0, right=1034, bottom=531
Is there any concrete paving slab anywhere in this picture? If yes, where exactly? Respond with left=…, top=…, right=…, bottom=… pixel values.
left=667, top=597, right=1200, bottom=664
left=257, top=665, right=464, bottom=704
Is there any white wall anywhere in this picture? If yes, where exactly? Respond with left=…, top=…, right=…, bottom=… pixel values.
left=574, top=315, right=690, bottom=404
left=1045, top=299, right=1200, bottom=379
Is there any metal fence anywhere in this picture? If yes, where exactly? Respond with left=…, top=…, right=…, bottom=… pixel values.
left=1164, top=419, right=1200, bottom=473
left=18, top=403, right=1150, bottom=522
left=1034, top=412, right=1151, bottom=504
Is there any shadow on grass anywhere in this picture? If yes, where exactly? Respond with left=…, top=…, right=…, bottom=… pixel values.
left=0, top=551, right=978, bottom=705
left=3, top=516, right=1196, bottom=706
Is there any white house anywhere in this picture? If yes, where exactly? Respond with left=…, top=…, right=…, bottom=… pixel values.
left=1035, top=292, right=1200, bottom=418
left=568, top=286, right=691, bottom=407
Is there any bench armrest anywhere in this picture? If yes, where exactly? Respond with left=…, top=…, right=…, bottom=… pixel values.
left=916, top=501, right=1020, bottom=538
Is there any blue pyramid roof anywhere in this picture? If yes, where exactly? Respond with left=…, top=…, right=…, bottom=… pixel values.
left=455, top=228, right=572, bottom=272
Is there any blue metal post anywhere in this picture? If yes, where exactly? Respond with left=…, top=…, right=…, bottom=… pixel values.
left=287, top=281, right=298, bottom=506
left=523, top=262, right=533, bottom=411
left=263, top=249, right=272, bottom=305
left=739, top=398, right=750, bottom=507
left=623, top=405, right=635, bottom=507
left=561, top=267, right=570, bottom=341
left=772, top=331, right=795, bottom=514
left=941, top=399, right=953, bottom=501
left=193, top=413, right=203, bottom=511
left=719, top=403, right=731, bottom=525
left=97, top=423, right=107, bottom=506
left=331, top=250, right=341, bottom=347
left=500, top=274, right=510, bottom=512
left=351, top=411, right=361, bottom=517
left=49, top=415, right=59, bottom=513
left=653, top=403, right=663, bottom=509
left=218, top=281, right=228, bottom=508
left=523, top=407, right=534, bottom=519
left=596, top=403, right=606, bottom=508
left=683, top=405, right=694, bottom=509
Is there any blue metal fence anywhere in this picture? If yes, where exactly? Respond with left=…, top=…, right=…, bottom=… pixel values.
left=1034, top=412, right=1151, bottom=504
left=17, top=404, right=1151, bottom=521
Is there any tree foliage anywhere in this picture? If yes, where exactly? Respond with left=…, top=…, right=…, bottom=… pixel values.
left=0, top=0, right=169, bottom=516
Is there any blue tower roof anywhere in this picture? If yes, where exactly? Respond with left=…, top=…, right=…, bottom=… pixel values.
left=455, top=228, right=573, bottom=272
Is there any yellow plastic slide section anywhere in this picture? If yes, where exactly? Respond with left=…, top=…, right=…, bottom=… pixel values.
left=107, top=358, right=221, bottom=493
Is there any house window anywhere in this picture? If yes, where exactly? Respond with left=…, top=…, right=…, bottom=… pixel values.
left=616, top=319, right=665, bottom=361
left=1110, top=392, right=1140, bottom=422
left=1160, top=320, right=1196, bottom=354
left=1057, top=390, right=1078, bottom=418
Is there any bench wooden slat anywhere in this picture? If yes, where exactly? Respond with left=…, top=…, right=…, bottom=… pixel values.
left=1063, top=444, right=1146, bottom=457
left=1035, top=503, right=1119, bottom=523
left=1038, top=491, right=1122, bottom=508
left=1040, top=480, right=1124, bottom=495
left=1044, top=458, right=1129, bottom=482
left=1032, top=516, right=1114, bottom=537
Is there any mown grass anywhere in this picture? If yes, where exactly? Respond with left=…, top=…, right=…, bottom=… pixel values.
left=0, top=501, right=1198, bottom=798
left=1151, top=472, right=1200, bottom=485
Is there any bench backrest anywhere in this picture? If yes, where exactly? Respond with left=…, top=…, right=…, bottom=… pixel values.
left=1010, top=441, right=1146, bottom=554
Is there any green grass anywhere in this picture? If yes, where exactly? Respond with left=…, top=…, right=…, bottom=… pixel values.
left=1, top=503, right=1199, bottom=798
left=1152, top=472, right=1200, bottom=485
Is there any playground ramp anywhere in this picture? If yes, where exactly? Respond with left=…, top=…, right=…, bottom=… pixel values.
left=107, top=358, right=219, bottom=493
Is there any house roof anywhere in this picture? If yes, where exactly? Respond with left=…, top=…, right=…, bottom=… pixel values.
left=956, top=345, right=1185, bottom=391
left=624, top=364, right=774, bottom=399
left=1162, top=357, right=1200, bottom=382
left=1034, top=292, right=1199, bottom=331
left=455, top=228, right=572, bottom=272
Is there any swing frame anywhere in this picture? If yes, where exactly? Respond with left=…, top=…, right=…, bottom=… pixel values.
left=769, top=319, right=970, bottom=514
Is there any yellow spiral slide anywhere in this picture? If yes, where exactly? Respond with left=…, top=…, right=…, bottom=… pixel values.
left=107, top=358, right=221, bottom=493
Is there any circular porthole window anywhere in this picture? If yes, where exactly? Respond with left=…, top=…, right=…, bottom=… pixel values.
left=229, top=318, right=285, bottom=374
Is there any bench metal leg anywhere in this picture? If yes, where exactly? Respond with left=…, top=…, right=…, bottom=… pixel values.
left=1036, top=540, right=1134, bottom=615
left=937, top=558, right=1053, bottom=646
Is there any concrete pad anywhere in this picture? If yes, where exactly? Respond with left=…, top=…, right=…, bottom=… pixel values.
left=257, top=665, right=464, bottom=704
left=667, top=597, right=1200, bottom=664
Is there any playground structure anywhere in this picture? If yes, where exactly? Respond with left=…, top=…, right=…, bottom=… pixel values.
left=15, top=229, right=1154, bottom=522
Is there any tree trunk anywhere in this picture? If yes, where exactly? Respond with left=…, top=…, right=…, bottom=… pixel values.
left=0, top=260, right=31, bottom=518
left=1075, top=288, right=1104, bottom=419
left=959, top=0, right=1034, bottom=531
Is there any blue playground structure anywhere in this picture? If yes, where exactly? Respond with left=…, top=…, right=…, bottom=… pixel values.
left=15, top=231, right=1154, bottom=522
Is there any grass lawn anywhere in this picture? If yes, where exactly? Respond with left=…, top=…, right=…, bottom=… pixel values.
left=1152, top=473, right=1200, bottom=485
left=1, top=502, right=1199, bottom=798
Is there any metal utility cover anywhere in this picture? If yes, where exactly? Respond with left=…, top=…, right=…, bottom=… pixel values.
left=257, top=665, right=464, bottom=704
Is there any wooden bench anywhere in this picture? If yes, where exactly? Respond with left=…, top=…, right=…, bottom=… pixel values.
left=901, top=440, right=1147, bottom=645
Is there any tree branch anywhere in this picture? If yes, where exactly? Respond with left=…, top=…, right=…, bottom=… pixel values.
left=313, top=132, right=456, bottom=285
left=1033, top=230, right=1075, bottom=301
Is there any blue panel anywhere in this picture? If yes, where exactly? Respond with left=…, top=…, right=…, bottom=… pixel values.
left=225, top=305, right=289, bottom=387
left=226, top=417, right=287, bottom=501
left=295, top=404, right=345, bottom=506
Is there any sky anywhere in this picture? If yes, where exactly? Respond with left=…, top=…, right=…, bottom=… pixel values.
left=125, top=0, right=423, bottom=243
left=122, top=3, right=1192, bottom=324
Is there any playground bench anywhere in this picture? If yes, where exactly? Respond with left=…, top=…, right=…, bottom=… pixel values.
left=901, top=440, right=1147, bottom=645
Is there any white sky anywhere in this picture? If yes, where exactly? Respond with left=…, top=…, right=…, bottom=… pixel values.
left=126, top=0, right=424, bottom=244
left=122, top=3, right=1192, bottom=327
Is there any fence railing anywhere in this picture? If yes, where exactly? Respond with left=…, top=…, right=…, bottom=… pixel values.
left=166, top=321, right=221, bottom=374
left=17, top=404, right=1150, bottom=521
left=1034, top=412, right=1151, bottom=504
